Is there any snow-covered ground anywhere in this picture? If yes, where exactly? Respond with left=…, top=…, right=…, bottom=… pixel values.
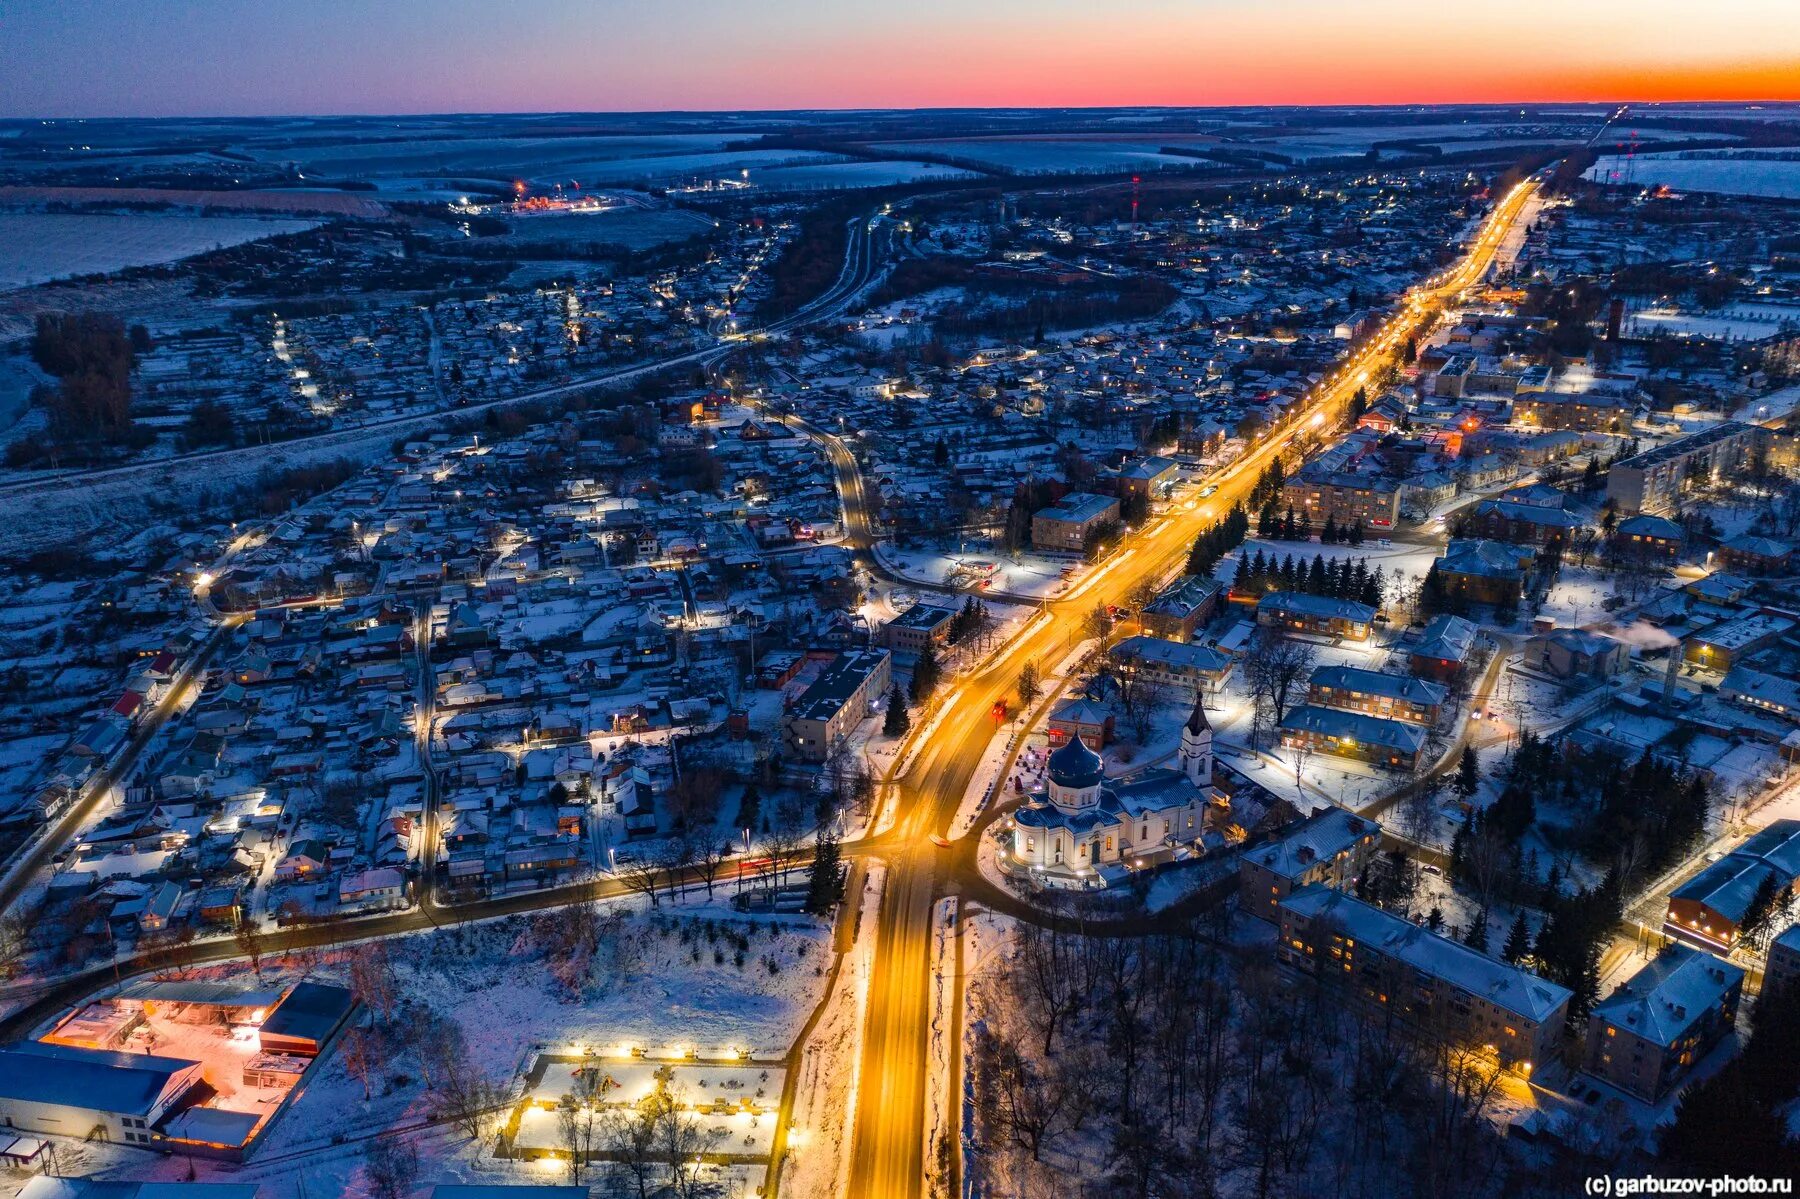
left=3, top=900, right=832, bottom=1199
left=1585, top=153, right=1800, bottom=200
left=0, top=212, right=319, bottom=291
left=874, top=541, right=1086, bottom=601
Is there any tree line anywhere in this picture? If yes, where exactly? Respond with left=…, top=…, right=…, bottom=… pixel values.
left=1233, top=549, right=1385, bottom=608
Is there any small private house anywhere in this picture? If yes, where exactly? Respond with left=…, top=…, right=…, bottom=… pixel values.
left=1046, top=694, right=1114, bottom=749
left=1583, top=944, right=1743, bottom=1103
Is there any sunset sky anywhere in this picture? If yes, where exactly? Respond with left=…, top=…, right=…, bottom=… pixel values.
left=2, top=0, right=1796, bottom=117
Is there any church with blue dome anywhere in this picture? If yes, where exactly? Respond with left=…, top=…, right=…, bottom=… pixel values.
left=1008, top=694, right=1232, bottom=885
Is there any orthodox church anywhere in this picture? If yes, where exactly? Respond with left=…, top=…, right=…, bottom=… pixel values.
left=1010, top=695, right=1264, bottom=885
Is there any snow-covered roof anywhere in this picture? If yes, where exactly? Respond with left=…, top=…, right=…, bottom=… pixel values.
left=1248, top=807, right=1376, bottom=881
left=1281, top=886, right=1573, bottom=1024
left=1592, top=944, right=1742, bottom=1048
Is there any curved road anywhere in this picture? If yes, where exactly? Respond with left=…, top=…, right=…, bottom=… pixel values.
left=0, top=180, right=1542, bottom=1199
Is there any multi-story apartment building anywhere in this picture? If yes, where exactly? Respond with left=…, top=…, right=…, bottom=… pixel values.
left=1584, top=944, right=1742, bottom=1102
left=1109, top=635, right=1235, bottom=695
left=1278, top=705, right=1427, bottom=770
left=1277, top=886, right=1572, bottom=1071
left=1306, top=664, right=1447, bottom=725
left=1238, top=807, right=1380, bottom=922
left=1281, top=465, right=1401, bottom=531
left=783, top=649, right=892, bottom=762
left=1031, top=493, right=1120, bottom=552
left=1256, top=592, right=1376, bottom=641
left=1604, top=422, right=1761, bottom=516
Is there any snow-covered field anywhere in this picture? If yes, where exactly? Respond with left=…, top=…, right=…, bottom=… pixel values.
left=875, top=541, right=1089, bottom=600
left=500, top=206, right=717, bottom=249
left=751, top=159, right=981, bottom=190
left=0, top=212, right=319, bottom=291
left=1623, top=302, right=1800, bottom=342
left=262, top=134, right=743, bottom=177
left=1585, top=153, right=1800, bottom=199
left=575, top=149, right=839, bottom=185
left=870, top=140, right=1212, bottom=175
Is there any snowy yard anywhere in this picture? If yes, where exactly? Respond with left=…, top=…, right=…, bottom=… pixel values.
left=7, top=902, right=833, bottom=1199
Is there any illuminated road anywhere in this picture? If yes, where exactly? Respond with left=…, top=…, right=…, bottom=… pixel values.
left=0, top=180, right=1541, bottom=1196
left=843, top=176, right=1543, bottom=1199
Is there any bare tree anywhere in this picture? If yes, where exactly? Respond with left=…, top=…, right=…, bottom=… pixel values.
left=363, top=1136, right=419, bottom=1199
left=618, top=855, right=666, bottom=909
left=658, top=1101, right=726, bottom=1198
left=600, top=1104, right=663, bottom=1199
left=347, top=940, right=399, bottom=1028
left=972, top=1025, right=1077, bottom=1161
left=557, top=1066, right=615, bottom=1183
left=655, top=835, right=697, bottom=905
left=0, top=912, right=26, bottom=981
left=1242, top=628, right=1315, bottom=749
left=340, top=1027, right=380, bottom=1102
left=232, top=920, right=264, bottom=983
left=1118, top=673, right=1169, bottom=744
left=691, top=837, right=731, bottom=901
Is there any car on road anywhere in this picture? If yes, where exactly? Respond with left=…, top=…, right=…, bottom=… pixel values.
left=929, top=834, right=950, bottom=848
left=1199, top=484, right=1218, bottom=498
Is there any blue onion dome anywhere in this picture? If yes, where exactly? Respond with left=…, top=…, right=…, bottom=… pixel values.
left=1046, top=735, right=1104, bottom=790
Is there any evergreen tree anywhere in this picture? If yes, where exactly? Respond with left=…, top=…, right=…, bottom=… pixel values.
left=1362, top=565, right=1385, bottom=609
left=1232, top=555, right=1250, bottom=594
left=1418, top=562, right=1447, bottom=616
left=1349, top=521, right=1364, bottom=546
left=909, top=644, right=940, bottom=705
left=1322, top=514, right=1339, bottom=545
left=1738, top=872, right=1787, bottom=951
left=1455, top=746, right=1480, bottom=801
left=1464, top=908, right=1490, bottom=952
left=736, top=784, right=762, bottom=833
left=1541, top=862, right=1562, bottom=905
left=1502, top=910, right=1532, bottom=963
left=883, top=684, right=911, bottom=736
left=805, top=828, right=845, bottom=913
